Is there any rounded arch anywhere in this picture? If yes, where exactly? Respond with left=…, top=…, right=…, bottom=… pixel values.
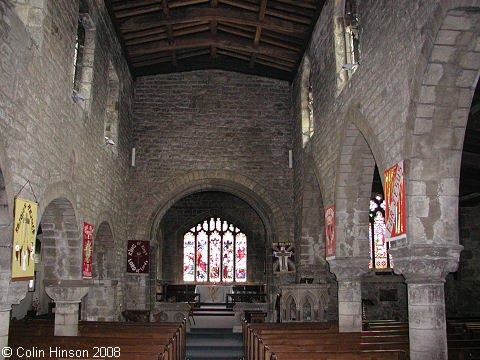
left=37, top=181, right=77, bottom=228
left=406, top=5, right=480, bottom=245
left=40, top=197, right=81, bottom=281
left=92, top=221, right=115, bottom=280
left=334, top=110, right=383, bottom=258
left=136, top=170, right=288, bottom=246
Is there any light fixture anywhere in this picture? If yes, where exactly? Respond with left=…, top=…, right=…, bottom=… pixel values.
left=104, top=136, right=115, bottom=146
left=342, top=63, right=359, bottom=71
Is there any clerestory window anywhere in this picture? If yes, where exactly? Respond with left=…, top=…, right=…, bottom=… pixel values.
left=183, top=218, right=247, bottom=283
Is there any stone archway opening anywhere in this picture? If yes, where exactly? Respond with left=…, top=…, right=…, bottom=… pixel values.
left=445, top=74, right=480, bottom=319
left=83, top=221, right=117, bottom=321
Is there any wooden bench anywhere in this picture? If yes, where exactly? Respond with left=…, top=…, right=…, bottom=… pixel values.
left=244, top=320, right=409, bottom=360
left=9, top=319, right=186, bottom=360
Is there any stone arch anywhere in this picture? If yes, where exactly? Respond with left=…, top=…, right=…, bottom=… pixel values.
left=334, top=116, right=380, bottom=258
left=138, top=170, right=288, bottom=246
left=159, top=193, right=267, bottom=285
left=301, top=291, right=316, bottom=321
left=83, top=220, right=117, bottom=321
left=92, top=221, right=115, bottom=280
left=406, top=5, right=480, bottom=246
left=40, top=197, right=80, bottom=281
left=282, top=293, right=298, bottom=321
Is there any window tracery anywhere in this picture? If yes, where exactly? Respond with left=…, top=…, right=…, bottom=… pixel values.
left=183, top=217, right=247, bottom=283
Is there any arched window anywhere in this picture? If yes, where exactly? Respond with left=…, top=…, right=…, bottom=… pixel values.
left=344, top=0, right=360, bottom=72
left=183, top=217, right=247, bottom=283
left=368, top=194, right=393, bottom=269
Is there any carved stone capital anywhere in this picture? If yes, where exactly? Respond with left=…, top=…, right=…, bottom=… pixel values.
left=45, top=281, right=89, bottom=304
left=389, top=243, right=463, bottom=284
left=327, top=257, right=369, bottom=282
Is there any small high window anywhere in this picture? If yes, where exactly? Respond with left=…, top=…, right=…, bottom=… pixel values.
left=71, top=0, right=95, bottom=110
left=183, top=218, right=247, bottom=283
left=301, top=57, right=314, bottom=146
left=344, top=0, right=360, bottom=73
left=104, top=61, right=120, bottom=150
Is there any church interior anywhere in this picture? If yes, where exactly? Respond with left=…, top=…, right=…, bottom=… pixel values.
left=0, top=0, right=479, bottom=359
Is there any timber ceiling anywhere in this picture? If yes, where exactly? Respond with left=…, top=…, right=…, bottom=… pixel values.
left=105, top=0, right=325, bottom=81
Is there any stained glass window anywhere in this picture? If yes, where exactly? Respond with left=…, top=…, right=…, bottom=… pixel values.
left=183, top=218, right=247, bottom=283
left=369, top=195, right=393, bottom=269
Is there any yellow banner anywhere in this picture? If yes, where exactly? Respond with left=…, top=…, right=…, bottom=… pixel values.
left=12, top=197, right=38, bottom=281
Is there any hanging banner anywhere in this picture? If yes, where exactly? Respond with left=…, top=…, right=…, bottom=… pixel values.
left=272, top=242, right=295, bottom=273
left=12, top=197, right=38, bottom=281
left=324, top=206, right=335, bottom=260
left=384, top=161, right=406, bottom=241
left=127, top=240, right=150, bottom=274
left=82, top=222, right=94, bottom=278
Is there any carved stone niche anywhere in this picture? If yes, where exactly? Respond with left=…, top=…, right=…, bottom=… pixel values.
left=279, top=284, right=328, bottom=322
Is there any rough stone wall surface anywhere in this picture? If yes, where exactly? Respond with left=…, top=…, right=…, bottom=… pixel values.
left=0, top=0, right=134, bottom=318
left=129, top=70, right=293, bottom=237
left=159, top=191, right=267, bottom=284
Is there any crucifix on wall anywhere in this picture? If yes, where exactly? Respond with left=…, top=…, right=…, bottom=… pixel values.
left=272, top=242, right=295, bottom=273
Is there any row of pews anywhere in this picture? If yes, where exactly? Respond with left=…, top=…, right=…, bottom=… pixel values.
left=243, top=319, right=409, bottom=360
left=447, top=319, right=480, bottom=359
left=8, top=318, right=186, bottom=360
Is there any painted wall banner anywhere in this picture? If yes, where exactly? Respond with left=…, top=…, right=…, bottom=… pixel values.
left=384, top=161, right=406, bottom=241
left=325, top=206, right=335, bottom=260
left=127, top=240, right=150, bottom=274
left=272, top=242, right=295, bottom=273
left=82, top=222, right=94, bottom=278
left=12, top=197, right=38, bottom=281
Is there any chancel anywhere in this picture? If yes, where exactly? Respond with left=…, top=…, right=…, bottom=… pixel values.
left=1, top=0, right=480, bottom=360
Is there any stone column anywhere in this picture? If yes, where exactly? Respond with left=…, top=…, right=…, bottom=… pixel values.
left=390, top=244, right=462, bottom=360
left=0, top=306, right=10, bottom=360
left=328, top=257, right=368, bottom=332
left=45, top=285, right=89, bottom=336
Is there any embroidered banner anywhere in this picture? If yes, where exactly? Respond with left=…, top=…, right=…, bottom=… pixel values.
left=324, top=206, right=335, bottom=260
left=127, top=240, right=150, bottom=274
left=82, top=222, right=94, bottom=278
left=12, top=197, right=38, bottom=281
left=384, top=161, right=406, bottom=241
left=272, top=242, right=295, bottom=273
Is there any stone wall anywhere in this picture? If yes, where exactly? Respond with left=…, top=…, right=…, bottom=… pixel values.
left=0, top=0, right=134, bottom=321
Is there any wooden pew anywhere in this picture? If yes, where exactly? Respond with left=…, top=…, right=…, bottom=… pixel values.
left=244, top=320, right=409, bottom=360
left=9, top=319, right=186, bottom=360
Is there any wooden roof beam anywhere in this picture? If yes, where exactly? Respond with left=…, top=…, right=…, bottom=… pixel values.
left=250, top=0, right=267, bottom=68
left=127, top=33, right=297, bottom=61
left=218, top=0, right=310, bottom=24
left=120, top=7, right=308, bottom=37
left=133, top=49, right=211, bottom=67
left=124, top=21, right=207, bottom=40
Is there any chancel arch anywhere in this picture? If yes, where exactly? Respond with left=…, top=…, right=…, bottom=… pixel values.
left=156, top=191, right=267, bottom=285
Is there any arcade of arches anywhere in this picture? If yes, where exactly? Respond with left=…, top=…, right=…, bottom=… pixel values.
left=0, top=1, right=479, bottom=359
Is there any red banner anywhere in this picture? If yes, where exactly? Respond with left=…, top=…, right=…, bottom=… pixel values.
left=82, top=222, right=94, bottom=278
left=127, top=240, right=150, bottom=274
left=384, top=161, right=406, bottom=241
left=325, top=206, right=335, bottom=259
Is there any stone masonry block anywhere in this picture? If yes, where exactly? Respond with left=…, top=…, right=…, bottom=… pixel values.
left=435, top=30, right=460, bottom=45
left=431, top=45, right=456, bottom=63
left=424, top=64, right=444, bottom=85
left=443, top=14, right=472, bottom=31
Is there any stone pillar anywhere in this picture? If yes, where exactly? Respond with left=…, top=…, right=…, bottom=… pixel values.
left=390, top=244, right=462, bottom=360
left=0, top=306, right=10, bottom=360
left=45, top=285, right=89, bottom=336
left=328, top=257, right=368, bottom=332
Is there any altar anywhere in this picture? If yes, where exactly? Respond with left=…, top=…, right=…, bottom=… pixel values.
left=195, top=284, right=232, bottom=303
